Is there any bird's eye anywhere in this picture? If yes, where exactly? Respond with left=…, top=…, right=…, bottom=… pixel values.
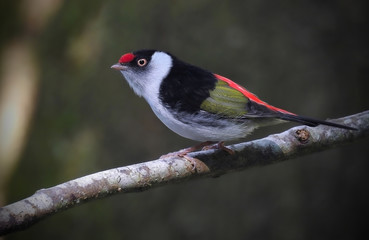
left=137, top=58, right=147, bottom=67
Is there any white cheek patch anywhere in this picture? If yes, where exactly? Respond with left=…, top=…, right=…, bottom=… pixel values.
left=143, top=52, right=173, bottom=107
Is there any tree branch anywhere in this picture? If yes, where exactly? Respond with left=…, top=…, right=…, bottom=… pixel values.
left=1, top=111, right=368, bottom=235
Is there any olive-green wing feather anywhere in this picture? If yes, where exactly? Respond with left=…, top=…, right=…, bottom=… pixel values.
left=201, top=74, right=357, bottom=130
left=200, top=80, right=249, bottom=117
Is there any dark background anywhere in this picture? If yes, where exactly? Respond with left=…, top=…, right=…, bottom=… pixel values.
left=1, top=0, right=368, bottom=239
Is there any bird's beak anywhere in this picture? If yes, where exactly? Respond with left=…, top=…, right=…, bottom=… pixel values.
left=111, top=63, right=127, bottom=71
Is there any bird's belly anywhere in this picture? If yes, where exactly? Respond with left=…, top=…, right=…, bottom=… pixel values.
left=170, top=122, right=250, bottom=141
left=151, top=105, right=256, bottom=141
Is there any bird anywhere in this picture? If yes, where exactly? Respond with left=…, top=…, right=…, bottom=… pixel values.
left=111, top=49, right=356, bottom=153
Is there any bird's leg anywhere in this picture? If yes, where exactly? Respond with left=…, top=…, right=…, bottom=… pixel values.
left=177, top=141, right=218, bottom=156
left=159, top=141, right=215, bottom=171
left=202, top=141, right=235, bottom=155
left=159, top=141, right=234, bottom=171
left=160, top=141, right=216, bottom=159
left=160, top=141, right=234, bottom=159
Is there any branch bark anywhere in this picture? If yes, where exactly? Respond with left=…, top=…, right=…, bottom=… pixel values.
left=1, top=110, right=368, bottom=235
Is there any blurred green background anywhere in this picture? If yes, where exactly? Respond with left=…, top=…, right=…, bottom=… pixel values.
left=1, top=0, right=368, bottom=239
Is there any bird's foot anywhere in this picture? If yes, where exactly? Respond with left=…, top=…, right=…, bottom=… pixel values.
left=159, top=141, right=216, bottom=159
left=202, top=141, right=235, bottom=155
left=180, top=154, right=199, bottom=171
left=159, top=141, right=216, bottom=171
left=159, top=151, right=198, bottom=171
left=159, top=141, right=233, bottom=171
left=160, top=141, right=233, bottom=159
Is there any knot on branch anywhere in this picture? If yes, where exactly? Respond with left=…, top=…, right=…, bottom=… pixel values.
left=295, top=129, right=310, bottom=144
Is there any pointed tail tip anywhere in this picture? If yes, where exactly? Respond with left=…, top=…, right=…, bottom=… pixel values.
left=338, top=124, right=358, bottom=131
left=279, top=114, right=358, bottom=130
left=326, top=123, right=358, bottom=131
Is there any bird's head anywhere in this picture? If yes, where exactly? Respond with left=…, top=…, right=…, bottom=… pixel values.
left=111, top=50, right=173, bottom=98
